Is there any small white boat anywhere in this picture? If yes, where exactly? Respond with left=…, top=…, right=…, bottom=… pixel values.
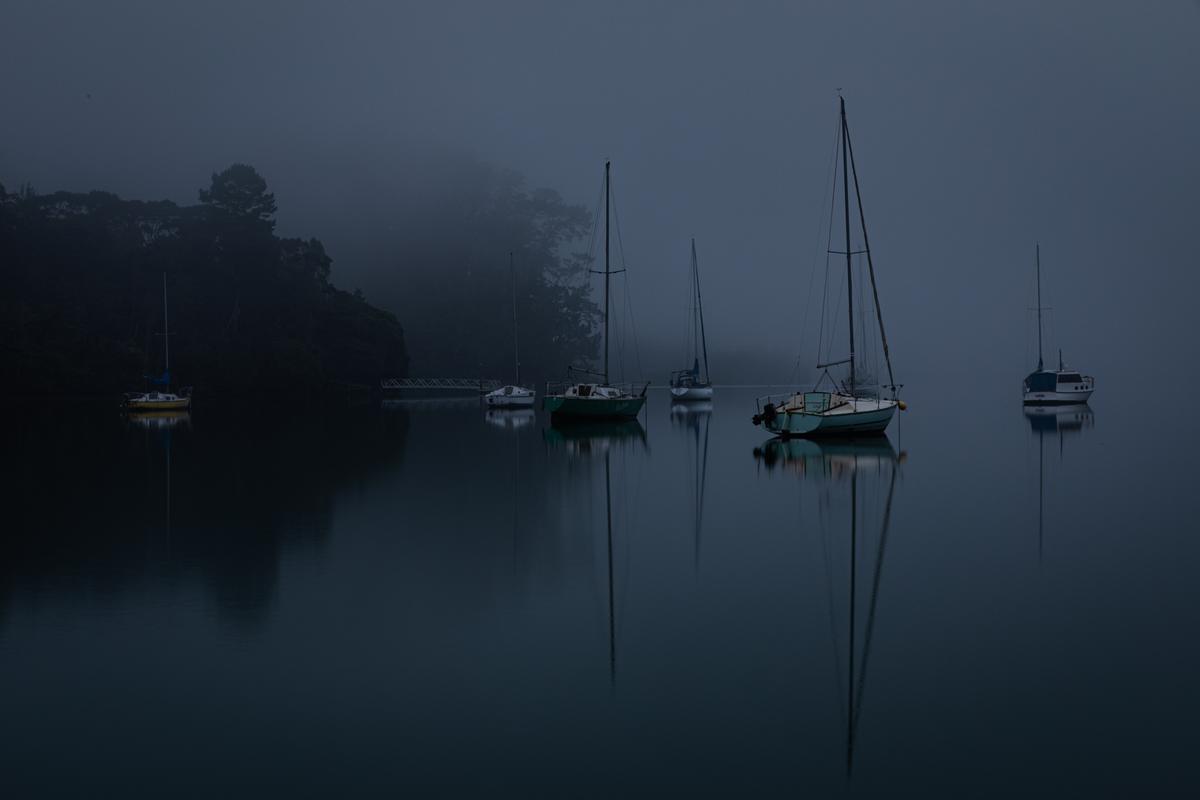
left=670, top=382, right=713, bottom=401
left=485, top=384, right=536, bottom=408
left=124, top=389, right=192, bottom=412
left=1023, top=361, right=1094, bottom=405
left=1023, top=245, right=1094, bottom=405
left=487, top=252, right=536, bottom=409
left=669, top=238, right=713, bottom=402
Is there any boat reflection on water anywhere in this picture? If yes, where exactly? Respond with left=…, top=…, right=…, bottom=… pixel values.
left=485, top=408, right=535, bottom=430
left=671, top=399, right=710, bottom=568
left=125, top=409, right=191, bottom=430
left=1024, top=403, right=1094, bottom=434
left=752, top=435, right=904, bottom=478
left=542, top=419, right=647, bottom=457
left=669, top=399, right=713, bottom=424
left=1026, top=403, right=1093, bottom=559
left=753, top=434, right=903, bottom=779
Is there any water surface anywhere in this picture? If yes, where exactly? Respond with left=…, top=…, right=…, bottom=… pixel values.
left=2, top=384, right=1197, bottom=797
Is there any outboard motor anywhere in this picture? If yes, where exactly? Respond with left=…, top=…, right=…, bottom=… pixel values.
left=753, top=402, right=777, bottom=426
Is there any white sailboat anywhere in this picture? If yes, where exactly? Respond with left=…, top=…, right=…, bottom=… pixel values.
left=669, top=238, right=713, bottom=401
left=752, top=97, right=905, bottom=438
left=1022, top=245, right=1094, bottom=405
left=485, top=252, right=536, bottom=408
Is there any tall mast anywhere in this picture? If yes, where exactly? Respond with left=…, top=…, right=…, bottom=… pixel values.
left=1036, top=244, right=1044, bottom=371
left=509, top=251, right=519, bottom=385
left=604, top=160, right=611, bottom=385
left=841, top=97, right=856, bottom=395
left=162, top=272, right=169, bottom=374
left=691, top=241, right=699, bottom=364
left=693, top=238, right=710, bottom=383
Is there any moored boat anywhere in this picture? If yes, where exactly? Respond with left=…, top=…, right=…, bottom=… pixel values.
left=543, top=161, right=647, bottom=422
left=669, top=238, right=713, bottom=401
left=485, top=251, right=537, bottom=409
left=752, top=96, right=904, bottom=438
left=1022, top=245, right=1094, bottom=405
left=124, top=273, right=192, bottom=412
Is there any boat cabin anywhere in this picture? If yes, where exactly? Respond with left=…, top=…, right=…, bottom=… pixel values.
left=565, top=383, right=625, bottom=400
left=1024, top=371, right=1093, bottom=393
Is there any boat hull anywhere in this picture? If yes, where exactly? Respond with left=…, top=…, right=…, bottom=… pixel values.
left=485, top=394, right=536, bottom=408
left=124, top=397, right=191, bottom=412
left=765, top=401, right=896, bottom=438
left=543, top=395, right=645, bottom=420
left=1022, top=388, right=1093, bottom=405
left=670, top=385, right=713, bottom=401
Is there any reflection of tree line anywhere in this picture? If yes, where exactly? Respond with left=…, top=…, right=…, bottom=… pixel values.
left=0, top=401, right=408, bottom=629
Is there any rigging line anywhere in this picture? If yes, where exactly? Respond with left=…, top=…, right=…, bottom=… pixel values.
left=610, top=188, right=644, bottom=382
left=844, top=112, right=896, bottom=391
left=693, top=239, right=711, bottom=382
left=857, top=256, right=868, bottom=389
left=797, top=114, right=844, bottom=384
left=583, top=170, right=606, bottom=284
left=816, top=122, right=841, bottom=371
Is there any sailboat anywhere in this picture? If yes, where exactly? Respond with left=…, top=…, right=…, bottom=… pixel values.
left=124, top=273, right=192, bottom=412
left=485, top=252, right=536, bottom=408
left=543, top=161, right=648, bottom=421
left=669, top=238, right=713, bottom=401
left=1022, top=245, right=1094, bottom=404
left=752, top=97, right=904, bottom=437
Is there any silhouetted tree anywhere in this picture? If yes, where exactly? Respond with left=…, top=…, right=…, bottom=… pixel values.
left=199, top=163, right=277, bottom=227
left=0, top=167, right=407, bottom=394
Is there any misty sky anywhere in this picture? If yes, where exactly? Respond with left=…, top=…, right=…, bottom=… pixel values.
left=3, top=0, right=1198, bottom=385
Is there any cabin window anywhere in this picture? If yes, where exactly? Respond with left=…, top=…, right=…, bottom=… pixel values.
left=1058, top=373, right=1082, bottom=384
left=1026, top=373, right=1056, bottom=392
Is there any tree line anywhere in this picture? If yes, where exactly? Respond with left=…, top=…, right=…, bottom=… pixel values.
left=0, top=157, right=603, bottom=394
left=0, top=164, right=409, bottom=394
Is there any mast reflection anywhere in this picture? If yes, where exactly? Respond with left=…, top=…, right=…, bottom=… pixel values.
left=753, top=435, right=902, bottom=779
left=1025, top=403, right=1093, bottom=559
left=672, top=401, right=711, bottom=569
left=541, top=419, right=647, bottom=458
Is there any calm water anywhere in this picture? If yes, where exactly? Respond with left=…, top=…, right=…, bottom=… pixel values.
left=2, top=382, right=1198, bottom=797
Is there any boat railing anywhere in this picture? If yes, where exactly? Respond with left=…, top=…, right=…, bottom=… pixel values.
left=545, top=381, right=649, bottom=397
left=755, top=391, right=800, bottom=412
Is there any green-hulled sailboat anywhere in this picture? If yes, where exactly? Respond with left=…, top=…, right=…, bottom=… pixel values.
left=543, top=161, right=647, bottom=421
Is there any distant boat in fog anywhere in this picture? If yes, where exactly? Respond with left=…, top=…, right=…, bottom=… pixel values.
left=543, top=161, right=647, bottom=421
left=486, top=252, right=536, bottom=408
left=124, top=273, right=192, bottom=413
left=1022, top=245, right=1094, bottom=405
left=669, top=238, right=713, bottom=401
left=752, top=97, right=904, bottom=437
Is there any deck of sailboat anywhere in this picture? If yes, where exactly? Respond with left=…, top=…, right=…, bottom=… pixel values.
left=778, top=394, right=895, bottom=416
